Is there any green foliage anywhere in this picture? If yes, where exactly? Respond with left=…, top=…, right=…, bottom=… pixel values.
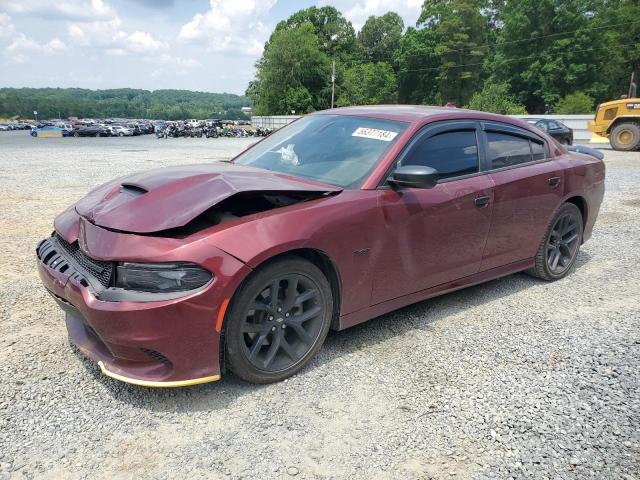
left=249, top=0, right=640, bottom=115
left=337, top=62, right=398, bottom=106
left=0, top=88, right=250, bottom=120
left=415, top=0, right=489, bottom=107
left=270, top=6, right=356, bottom=60
left=358, top=13, right=404, bottom=63
left=283, top=87, right=314, bottom=114
left=555, top=91, right=595, bottom=114
left=488, top=0, right=610, bottom=113
left=249, top=23, right=330, bottom=115
left=466, top=82, right=528, bottom=114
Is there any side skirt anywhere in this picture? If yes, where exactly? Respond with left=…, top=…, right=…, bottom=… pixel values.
left=337, top=258, right=534, bottom=331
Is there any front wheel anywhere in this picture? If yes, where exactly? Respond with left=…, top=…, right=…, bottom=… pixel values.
left=527, top=203, right=583, bottom=281
left=610, top=122, right=640, bottom=151
left=225, top=257, right=333, bottom=384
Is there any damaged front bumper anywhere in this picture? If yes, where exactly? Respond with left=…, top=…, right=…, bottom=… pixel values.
left=36, top=223, right=251, bottom=387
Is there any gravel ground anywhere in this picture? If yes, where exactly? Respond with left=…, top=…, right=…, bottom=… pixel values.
left=0, top=131, right=638, bottom=480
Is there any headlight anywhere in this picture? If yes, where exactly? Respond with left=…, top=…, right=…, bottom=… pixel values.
left=115, top=262, right=212, bottom=293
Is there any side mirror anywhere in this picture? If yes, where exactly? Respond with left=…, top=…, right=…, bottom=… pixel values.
left=388, top=165, right=439, bottom=189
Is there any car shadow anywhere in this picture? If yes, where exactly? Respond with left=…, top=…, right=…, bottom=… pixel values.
left=89, top=250, right=592, bottom=412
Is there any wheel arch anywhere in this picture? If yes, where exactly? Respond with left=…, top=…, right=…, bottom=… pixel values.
left=564, top=195, right=588, bottom=240
left=607, top=116, right=640, bottom=134
left=218, top=247, right=343, bottom=372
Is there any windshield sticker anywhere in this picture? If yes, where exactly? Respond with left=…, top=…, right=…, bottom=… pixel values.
left=352, top=127, right=398, bottom=141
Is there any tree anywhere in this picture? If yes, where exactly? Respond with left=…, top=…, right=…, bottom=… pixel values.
left=396, top=27, right=441, bottom=104
left=466, top=82, right=527, bottom=114
left=250, top=23, right=330, bottom=115
left=0, top=88, right=250, bottom=119
left=588, top=0, right=640, bottom=100
left=555, top=91, right=595, bottom=114
left=337, top=62, right=398, bottom=106
left=358, top=12, right=404, bottom=64
left=489, top=0, right=610, bottom=113
left=270, top=6, right=356, bottom=60
left=416, top=0, right=489, bottom=106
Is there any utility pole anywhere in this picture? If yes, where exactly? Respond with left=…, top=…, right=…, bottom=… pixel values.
left=331, top=60, right=335, bottom=109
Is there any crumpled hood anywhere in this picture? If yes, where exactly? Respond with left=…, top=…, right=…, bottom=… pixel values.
left=75, top=162, right=341, bottom=234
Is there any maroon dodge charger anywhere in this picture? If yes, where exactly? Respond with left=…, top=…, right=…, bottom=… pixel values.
left=37, top=106, right=605, bottom=386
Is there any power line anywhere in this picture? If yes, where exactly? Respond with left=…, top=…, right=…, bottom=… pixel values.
left=373, top=18, right=640, bottom=62
left=397, top=39, right=640, bottom=74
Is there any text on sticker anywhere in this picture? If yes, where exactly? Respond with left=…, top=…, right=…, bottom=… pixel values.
left=352, top=127, right=398, bottom=141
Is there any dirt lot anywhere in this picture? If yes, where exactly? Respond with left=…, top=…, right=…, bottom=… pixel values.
left=0, top=131, right=638, bottom=479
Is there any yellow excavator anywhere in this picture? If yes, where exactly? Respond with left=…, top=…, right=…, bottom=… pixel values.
left=588, top=72, right=640, bottom=150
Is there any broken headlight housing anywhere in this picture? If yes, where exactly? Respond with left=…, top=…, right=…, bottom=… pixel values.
left=115, top=262, right=212, bottom=293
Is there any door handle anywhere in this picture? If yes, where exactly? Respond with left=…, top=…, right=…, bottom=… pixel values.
left=474, top=195, right=490, bottom=207
left=547, top=176, right=561, bottom=187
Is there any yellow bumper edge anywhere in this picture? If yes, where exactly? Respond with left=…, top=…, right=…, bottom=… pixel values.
left=98, top=361, right=221, bottom=388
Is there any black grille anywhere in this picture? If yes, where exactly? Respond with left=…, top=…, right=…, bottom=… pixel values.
left=53, top=234, right=114, bottom=287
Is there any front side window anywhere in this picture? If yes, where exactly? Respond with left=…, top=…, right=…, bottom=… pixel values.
left=234, top=114, right=407, bottom=188
left=402, top=130, right=479, bottom=180
left=486, top=132, right=533, bottom=169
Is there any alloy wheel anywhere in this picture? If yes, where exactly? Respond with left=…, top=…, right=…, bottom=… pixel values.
left=546, top=211, right=580, bottom=275
left=240, top=274, right=324, bottom=372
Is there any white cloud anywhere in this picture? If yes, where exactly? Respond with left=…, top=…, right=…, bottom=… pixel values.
left=126, top=31, right=167, bottom=53
left=67, top=18, right=168, bottom=56
left=0, top=0, right=116, bottom=22
left=4, top=33, right=66, bottom=62
left=0, top=13, right=15, bottom=37
left=319, top=0, right=423, bottom=31
left=178, top=0, right=276, bottom=56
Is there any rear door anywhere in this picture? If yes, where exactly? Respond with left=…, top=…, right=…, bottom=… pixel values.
left=480, top=122, right=564, bottom=271
left=372, top=121, right=494, bottom=304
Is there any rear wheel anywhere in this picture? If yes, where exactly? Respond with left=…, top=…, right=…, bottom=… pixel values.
left=610, top=122, right=640, bottom=151
left=225, top=257, right=333, bottom=384
left=527, top=203, right=583, bottom=281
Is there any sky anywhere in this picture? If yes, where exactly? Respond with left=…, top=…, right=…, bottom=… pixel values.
left=0, top=0, right=423, bottom=95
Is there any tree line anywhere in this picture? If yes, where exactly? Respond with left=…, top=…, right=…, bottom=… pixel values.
left=248, top=0, right=640, bottom=115
left=0, top=88, right=251, bottom=120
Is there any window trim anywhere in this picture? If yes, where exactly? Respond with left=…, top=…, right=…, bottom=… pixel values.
left=377, top=119, right=551, bottom=189
left=378, top=120, right=485, bottom=188
left=479, top=121, right=550, bottom=173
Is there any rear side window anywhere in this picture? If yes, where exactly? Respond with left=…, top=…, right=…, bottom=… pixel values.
left=403, top=130, right=479, bottom=180
left=486, top=132, right=532, bottom=169
left=531, top=141, right=546, bottom=161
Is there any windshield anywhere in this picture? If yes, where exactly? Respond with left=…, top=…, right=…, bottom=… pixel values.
left=234, top=114, right=407, bottom=188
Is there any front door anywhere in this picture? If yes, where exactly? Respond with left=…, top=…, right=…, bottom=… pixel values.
left=372, top=122, right=494, bottom=305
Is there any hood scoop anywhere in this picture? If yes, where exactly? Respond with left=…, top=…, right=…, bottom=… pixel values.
left=75, top=162, right=341, bottom=234
left=119, top=183, right=148, bottom=196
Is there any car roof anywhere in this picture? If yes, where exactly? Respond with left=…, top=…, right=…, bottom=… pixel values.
left=317, top=105, right=456, bottom=122
left=315, top=105, right=538, bottom=129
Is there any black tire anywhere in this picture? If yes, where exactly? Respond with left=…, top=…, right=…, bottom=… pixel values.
left=610, top=122, right=640, bottom=151
left=225, top=257, right=333, bottom=384
left=95, top=133, right=100, bottom=138
left=73, top=132, right=79, bottom=137
left=527, top=202, right=583, bottom=281
left=118, top=132, right=124, bottom=137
